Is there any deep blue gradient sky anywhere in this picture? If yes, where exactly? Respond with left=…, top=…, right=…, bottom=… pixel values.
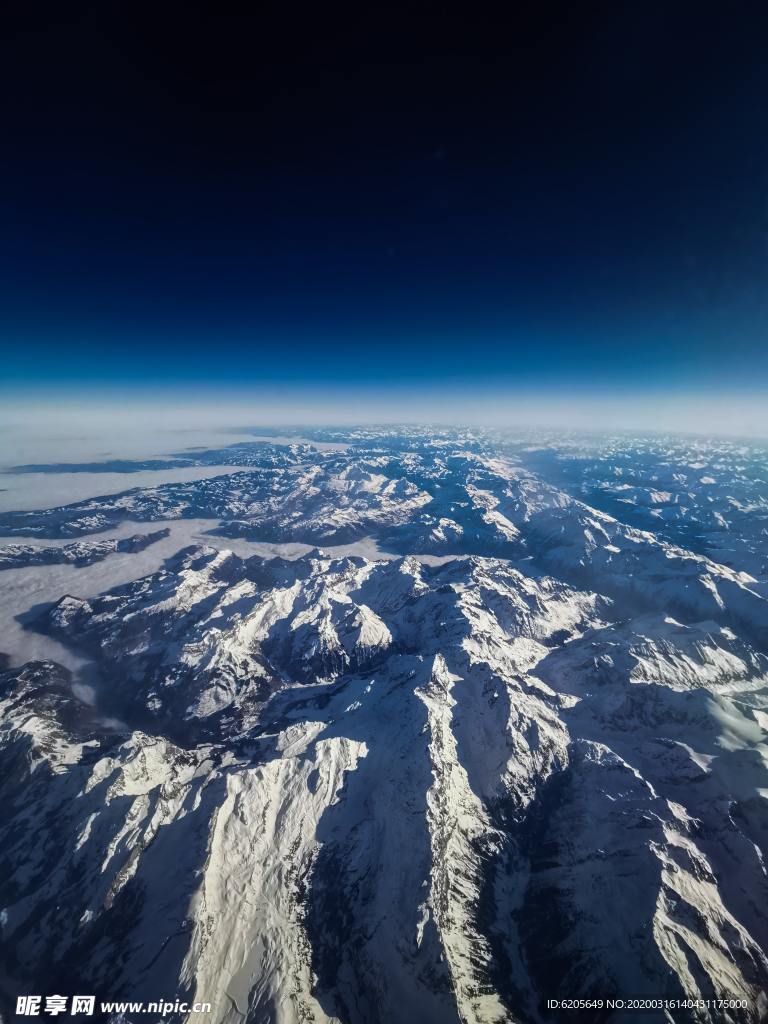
left=2, top=3, right=768, bottom=402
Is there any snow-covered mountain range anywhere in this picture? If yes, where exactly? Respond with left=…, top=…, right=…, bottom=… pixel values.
left=1, top=427, right=767, bottom=1023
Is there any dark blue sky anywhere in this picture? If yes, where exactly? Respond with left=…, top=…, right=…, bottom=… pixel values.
left=2, top=3, right=768, bottom=395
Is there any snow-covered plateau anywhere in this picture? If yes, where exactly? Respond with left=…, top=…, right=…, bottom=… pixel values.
left=0, top=427, right=767, bottom=1024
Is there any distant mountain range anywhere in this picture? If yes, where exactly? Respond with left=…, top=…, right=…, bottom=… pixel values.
left=1, top=428, right=767, bottom=1023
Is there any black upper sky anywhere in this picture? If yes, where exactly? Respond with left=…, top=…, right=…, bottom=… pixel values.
left=2, top=2, right=768, bottom=390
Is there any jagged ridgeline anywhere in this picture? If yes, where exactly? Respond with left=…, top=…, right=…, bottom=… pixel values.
left=1, top=428, right=767, bottom=1024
